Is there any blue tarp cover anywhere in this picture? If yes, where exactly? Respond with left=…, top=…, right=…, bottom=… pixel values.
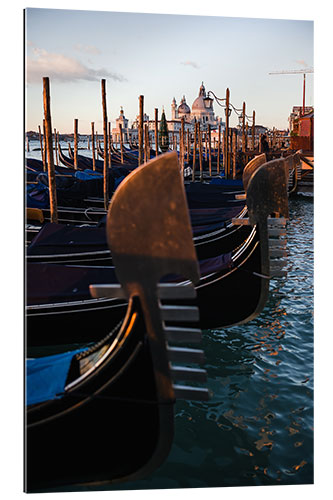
left=26, top=347, right=85, bottom=406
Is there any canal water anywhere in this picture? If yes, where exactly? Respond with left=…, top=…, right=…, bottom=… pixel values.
left=26, top=144, right=314, bottom=492
left=98, top=197, right=314, bottom=491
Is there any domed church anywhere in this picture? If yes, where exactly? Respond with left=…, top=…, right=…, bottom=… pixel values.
left=170, top=82, right=220, bottom=129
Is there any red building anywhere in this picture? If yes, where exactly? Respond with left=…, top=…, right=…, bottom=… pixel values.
left=290, top=110, right=314, bottom=152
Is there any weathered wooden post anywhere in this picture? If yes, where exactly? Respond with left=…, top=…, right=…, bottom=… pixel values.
left=108, top=122, right=112, bottom=168
left=119, top=122, right=124, bottom=164
left=232, top=129, right=237, bottom=179
left=208, top=124, right=212, bottom=176
left=180, top=117, right=185, bottom=175
left=154, top=108, right=159, bottom=156
left=91, top=122, right=96, bottom=171
left=138, top=95, right=144, bottom=166
left=74, top=118, right=78, bottom=169
left=42, top=120, right=47, bottom=171
left=26, top=136, right=30, bottom=152
left=225, top=88, right=230, bottom=179
left=252, top=110, right=255, bottom=151
left=54, top=128, right=59, bottom=166
left=101, top=79, right=109, bottom=210
left=192, top=121, right=197, bottom=182
left=187, top=129, right=190, bottom=163
left=198, top=124, right=203, bottom=181
left=38, top=125, right=46, bottom=171
left=217, top=123, right=221, bottom=174
left=242, top=102, right=246, bottom=154
left=42, top=77, right=58, bottom=223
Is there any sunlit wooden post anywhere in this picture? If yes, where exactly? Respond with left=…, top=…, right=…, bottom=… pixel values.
left=74, top=118, right=78, bottom=169
left=198, top=124, right=203, bottom=181
left=42, top=120, right=47, bottom=171
left=42, top=77, right=58, bottom=223
left=54, top=128, right=59, bottom=166
left=192, top=121, right=197, bottom=182
left=217, top=123, right=221, bottom=174
left=208, top=124, right=212, bottom=176
left=242, top=102, right=246, bottom=154
left=138, top=95, right=144, bottom=166
left=108, top=122, right=112, bottom=168
left=225, top=88, right=230, bottom=179
left=91, top=122, right=96, bottom=171
left=252, top=111, right=255, bottom=151
left=232, top=129, right=237, bottom=179
left=154, top=108, right=159, bottom=156
left=38, top=125, right=45, bottom=171
left=101, top=79, right=109, bottom=210
left=119, top=122, right=124, bottom=164
left=180, top=117, right=185, bottom=175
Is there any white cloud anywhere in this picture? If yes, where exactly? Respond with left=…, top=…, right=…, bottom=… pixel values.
left=180, top=61, right=200, bottom=69
left=74, top=43, right=101, bottom=55
left=26, top=47, right=126, bottom=83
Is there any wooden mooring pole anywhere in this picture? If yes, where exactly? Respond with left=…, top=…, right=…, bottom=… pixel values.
left=74, top=118, right=78, bottom=169
left=154, top=108, right=159, bottom=156
left=138, top=95, right=144, bottom=166
left=108, top=122, right=112, bottom=168
left=42, top=77, right=58, bottom=223
left=208, top=124, right=212, bottom=176
left=192, top=121, right=197, bottom=182
left=101, top=79, right=109, bottom=210
left=252, top=111, right=255, bottom=151
left=54, top=128, right=59, bottom=166
left=198, top=124, right=203, bottom=181
left=225, top=88, right=230, bottom=179
left=42, top=120, right=47, bottom=171
left=91, top=122, right=96, bottom=171
left=217, top=123, right=221, bottom=174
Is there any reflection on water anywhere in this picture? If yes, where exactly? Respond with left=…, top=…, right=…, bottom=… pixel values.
left=30, top=160, right=313, bottom=491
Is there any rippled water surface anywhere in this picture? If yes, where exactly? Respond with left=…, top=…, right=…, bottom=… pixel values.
left=93, top=197, right=313, bottom=492
left=27, top=144, right=313, bottom=492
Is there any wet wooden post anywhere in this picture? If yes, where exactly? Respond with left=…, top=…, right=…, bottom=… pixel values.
left=225, top=88, right=230, bottom=179
left=258, top=133, right=262, bottom=153
left=217, top=123, right=221, bottom=174
left=242, top=102, right=246, bottom=154
left=192, top=121, right=197, bottom=182
left=119, top=123, right=124, bottom=164
left=154, top=108, right=159, bottom=156
left=252, top=111, right=255, bottom=151
left=138, top=95, right=144, bottom=166
left=101, top=79, right=109, bottom=210
left=54, top=128, right=59, bottom=166
left=73, top=118, right=78, bottom=169
left=42, top=120, right=47, bottom=171
left=91, top=122, right=96, bottom=171
left=42, top=77, right=58, bottom=223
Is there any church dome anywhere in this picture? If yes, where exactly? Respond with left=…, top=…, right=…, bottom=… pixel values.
left=178, top=95, right=190, bottom=115
left=192, top=82, right=214, bottom=114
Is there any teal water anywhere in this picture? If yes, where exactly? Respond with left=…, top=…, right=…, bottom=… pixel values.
left=27, top=145, right=314, bottom=491
left=92, top=196, right=314, bottom=491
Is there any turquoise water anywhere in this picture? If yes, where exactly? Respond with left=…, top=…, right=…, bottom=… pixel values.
left=27, top=145, right=313, bottom=491
left=93, top=196, right=314, bottom=491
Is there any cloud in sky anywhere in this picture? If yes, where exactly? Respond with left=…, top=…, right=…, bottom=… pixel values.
left=74, top=43, right=101, bottom=55
left=295, top=60, right=308, bottom=67
left=26, top=47, right=126, bottom=84
left=180, top=61, right=200, bottom=69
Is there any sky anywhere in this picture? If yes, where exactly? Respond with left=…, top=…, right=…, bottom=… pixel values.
left=25, top=7, right=314, bottom=134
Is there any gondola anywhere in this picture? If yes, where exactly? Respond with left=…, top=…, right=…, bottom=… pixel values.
left=25, top=152, right=209, bottom=492
left=26, top=156, right=289, bottom=347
